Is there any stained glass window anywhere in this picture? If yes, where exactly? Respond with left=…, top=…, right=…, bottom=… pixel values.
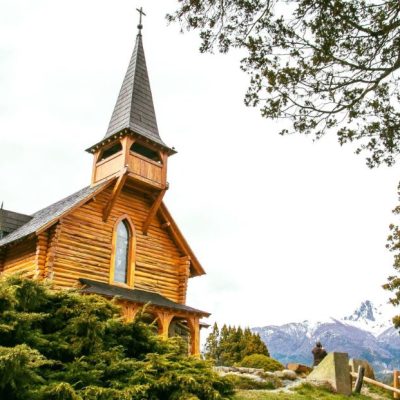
left=114, top=220, right=129, bottom=283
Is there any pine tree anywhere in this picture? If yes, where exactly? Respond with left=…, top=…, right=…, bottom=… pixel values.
left=204, top=323, right=270, bottom=366
left=218, top=324, right=231, bottom=366
left=204, top=322, right=220, bottom=362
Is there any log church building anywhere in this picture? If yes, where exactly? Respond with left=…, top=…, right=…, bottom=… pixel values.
left=0, top=17, right=208, bottom=355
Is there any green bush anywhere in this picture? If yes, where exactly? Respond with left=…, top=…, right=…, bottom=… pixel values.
left=0, top=275, right=234, bottom=400
left=238, top=354, right=284, bottom=372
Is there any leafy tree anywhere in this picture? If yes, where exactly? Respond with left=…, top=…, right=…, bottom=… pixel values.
left=0, top=276, right=233, bottom=399
left=169, top=0, right=400, bottom=332
left=384, top=188, right=400, bottom=330
left=204, top=323, right=268, bottom=366
left=169, top=0, right=400, bottom=168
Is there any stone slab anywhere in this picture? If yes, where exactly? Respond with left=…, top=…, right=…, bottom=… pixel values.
left=307, top=352, right=352, bottom=395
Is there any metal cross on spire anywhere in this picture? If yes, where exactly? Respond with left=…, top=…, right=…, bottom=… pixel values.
left=136, top=7, right=146, bottom=34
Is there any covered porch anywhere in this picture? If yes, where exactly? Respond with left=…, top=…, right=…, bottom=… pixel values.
left=79, top=278, right=209, bottom=356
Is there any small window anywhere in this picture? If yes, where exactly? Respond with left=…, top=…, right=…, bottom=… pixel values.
left=114, top=220, right=130, bottom=283
left=99, top=142, right=122, bottom=161
left=131, top=142, right=161, bottom=163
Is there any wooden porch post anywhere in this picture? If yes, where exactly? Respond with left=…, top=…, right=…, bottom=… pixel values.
left=156, top=311, right=174, bottom=338
left=120, top=302, right=139, bottom=322
left=188, top=317, right=200, bottom=357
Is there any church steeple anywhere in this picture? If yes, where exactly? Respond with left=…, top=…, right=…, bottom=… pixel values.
left=105, top=25, right=164, bottom=147
left=87, top=13, right=175, bottom=190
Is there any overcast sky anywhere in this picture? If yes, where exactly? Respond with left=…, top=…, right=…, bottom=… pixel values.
left=1, top=0, right=400, bottom=333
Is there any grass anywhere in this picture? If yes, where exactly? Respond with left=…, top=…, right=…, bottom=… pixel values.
left=232, top=382, right=392, bottom=400
left=224, top=374, right=281, bottom=390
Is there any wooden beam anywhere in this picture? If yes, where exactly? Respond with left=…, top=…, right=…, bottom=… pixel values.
left=142, top=189, right=167, bottom=235
left=158, top=203, right=205, bottom=276
left=350, top=372, right=400, bottom=395
left=353, top=366, right=365, bottom=394
left=102, top=168, right=128, bottom=222
left=91, top=150, right=101, bottom=184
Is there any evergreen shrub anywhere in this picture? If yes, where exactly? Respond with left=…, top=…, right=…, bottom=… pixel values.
left=0, top=275, right=233, bottom=399
left=238, top=354, right=284, bottom=372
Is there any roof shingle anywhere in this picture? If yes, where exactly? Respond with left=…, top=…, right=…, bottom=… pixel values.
left=105, top=33, right=166, bottom=148
left=0, top=210, right=32, bottom=236
left=0, top=182, right=110, bottom=248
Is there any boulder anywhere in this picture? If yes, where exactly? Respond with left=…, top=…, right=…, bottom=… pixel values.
left=287, top=363, right=312, bottom=374
left=307, top=352, right=352, bottom=396
left=282, top=369, right=298, bottom=380
left=349, top=358, right=375, bottom=380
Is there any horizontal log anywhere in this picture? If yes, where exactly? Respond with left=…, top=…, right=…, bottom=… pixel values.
left=350, top=372, right=400, bottom=395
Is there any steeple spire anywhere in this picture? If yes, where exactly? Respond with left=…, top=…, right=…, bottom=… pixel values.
left=100, top=10, right=170, bottom=150
left=88, top=12, right=175, bottom=188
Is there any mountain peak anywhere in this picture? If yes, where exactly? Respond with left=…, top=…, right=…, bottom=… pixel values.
left=344, top=300, right=376, bottom=323
left=252, top=300, right=399, bottom=376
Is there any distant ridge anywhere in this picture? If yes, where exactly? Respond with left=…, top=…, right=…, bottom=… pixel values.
left=252, top=301, right=400, bottom=376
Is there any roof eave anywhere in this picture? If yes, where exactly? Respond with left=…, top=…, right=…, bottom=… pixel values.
left=158, top=202, right=206, bottom=277
left=85, top=129, right=177, bottom=156
left=0, top=179, right=116, bottom=250
left=79, top=278, right=210, bottom=317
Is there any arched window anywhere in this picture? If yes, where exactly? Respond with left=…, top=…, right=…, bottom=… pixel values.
left=114, top=220, right=129, bottom=283
left=110, top=217, right=135, bottom=286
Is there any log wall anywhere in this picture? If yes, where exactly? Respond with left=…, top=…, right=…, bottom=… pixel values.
left=1, top=238, right=37, bottom=278
left=51, top=186, right=187, bottom=303
left=0, top=248, right=5, bottom=273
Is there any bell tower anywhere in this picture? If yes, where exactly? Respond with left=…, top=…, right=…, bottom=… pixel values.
left=86, top=10, right=175, bottom=193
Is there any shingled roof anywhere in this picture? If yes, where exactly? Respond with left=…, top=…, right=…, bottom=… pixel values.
left=0, top=181, right=111, bottom=248
left=105, top=32, right=163, bottom=143
left=0, top=209, right=32, bottom=237
left=80, top=278, right=210, bottom=317
left=86, top=29, right=176, bottom=155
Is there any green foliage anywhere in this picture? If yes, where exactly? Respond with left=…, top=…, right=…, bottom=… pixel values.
left=169, top=1, right=400, bottom=168
left=0, top=344, right=49, bottom=399
left=205, top=324, right=269, bottom=366
left=238, top=354, right=283, bottom=372
left=0, top=276, right=233, bottom=399
left=384, top=186, right=400, bottom=330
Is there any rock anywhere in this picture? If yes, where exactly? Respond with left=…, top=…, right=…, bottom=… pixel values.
left=287, top=363, right=312, bottom=374
left=282, top=369, right=298, bottom=380
left=213, top=366, right=265, bottom=378
left=349, top=358, right=375, bottom=380
left=273, top=371, right=285, bottom=379
left=307, top=352, right=352, bottom=396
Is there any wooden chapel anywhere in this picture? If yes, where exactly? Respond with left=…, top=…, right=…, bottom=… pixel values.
left=0, top=19, right=209, bottom=355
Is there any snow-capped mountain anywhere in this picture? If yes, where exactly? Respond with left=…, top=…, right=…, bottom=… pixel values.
left=342, top=300, right=393, bottom=335
left=252, top=301, right=400, bottom=375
